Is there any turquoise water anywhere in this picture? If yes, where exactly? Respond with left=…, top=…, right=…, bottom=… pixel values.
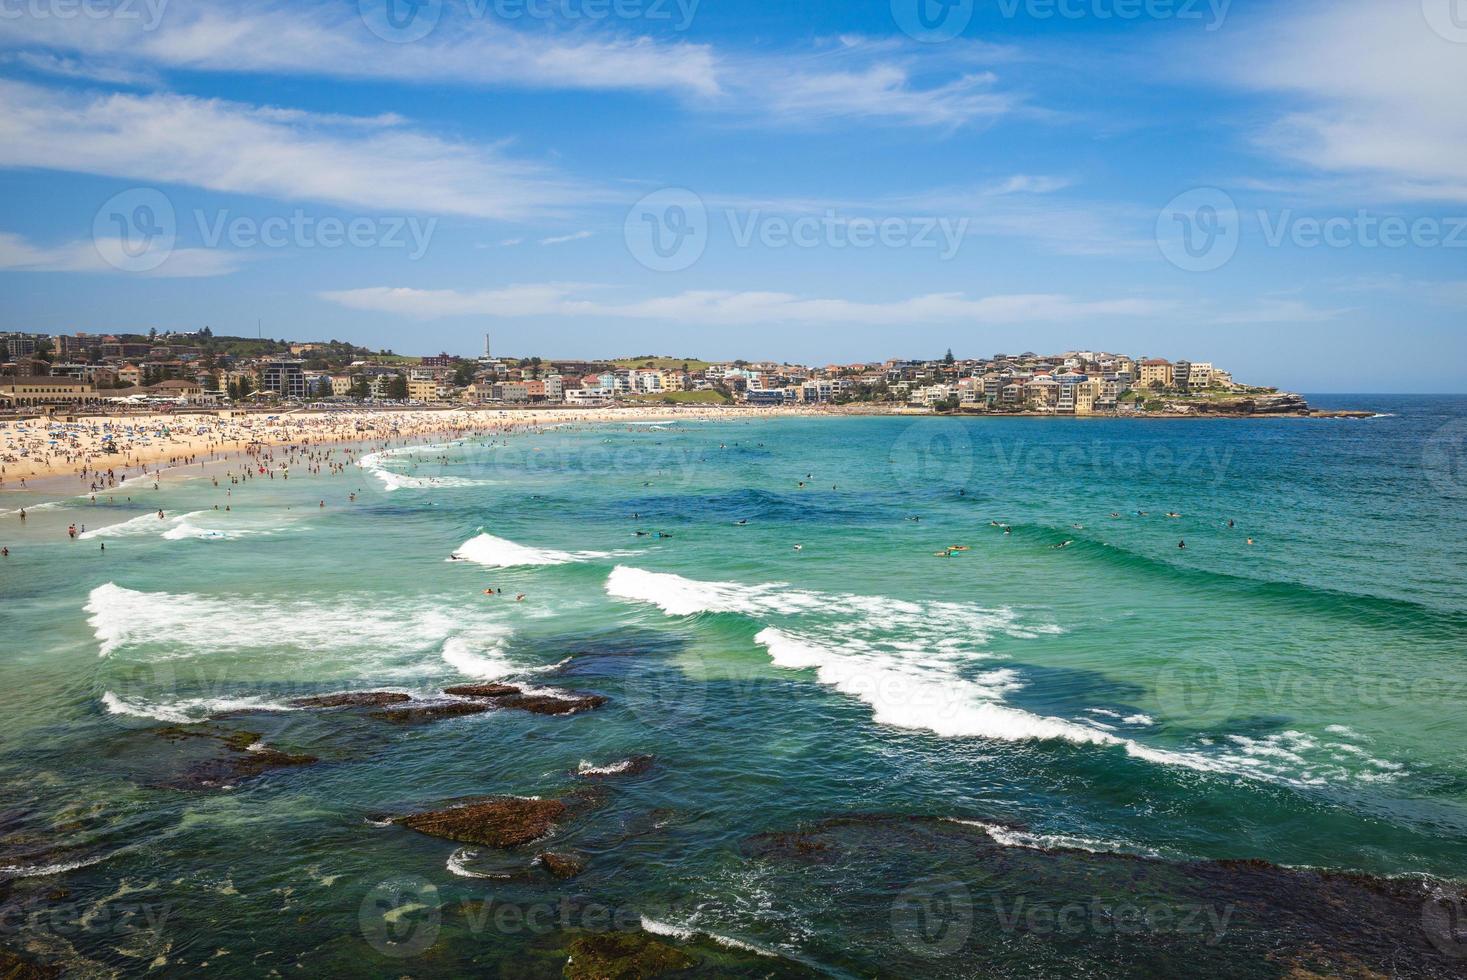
left=2, top=397, right=1466, bottom=977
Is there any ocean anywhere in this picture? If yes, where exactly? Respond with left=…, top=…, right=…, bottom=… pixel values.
left=2, top=395, right=1466, bottom=977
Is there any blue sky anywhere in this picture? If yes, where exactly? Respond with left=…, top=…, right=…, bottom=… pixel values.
left=0, top=0, right=1464, bottom=391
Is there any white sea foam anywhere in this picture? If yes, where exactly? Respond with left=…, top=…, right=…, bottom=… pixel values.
left=577, top=758, right=637, bottom=776
left=638, top=917, right=778, bottom=957
left=84, top=584, right=513, bottom=686
left=446, top=848, right=502, bottom=879
left=101, top=691, right=297, bottom=724
left=80, top=512, right=172, bottom=539
left=80, top=510, right=300, bottom=542
left=0, top=853, right=113, bottom=879
left=453, top=532, right=613, bottom=568
left=609, top=567, right=1406, bottom=788
left=945, top=819, right=1165, bottom=859
left=441, top=635, right=513, bottom=679
left=359, top=444, right=487, bottom=492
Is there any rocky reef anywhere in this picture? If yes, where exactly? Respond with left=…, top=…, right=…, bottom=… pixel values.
left=396, top=797, right=567, bottom=848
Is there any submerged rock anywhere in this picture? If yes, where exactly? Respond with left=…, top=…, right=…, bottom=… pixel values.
left=397, top=797, right=566, bottom=848
left=0, top=948, right=60, bottom=980
left=577, top=755, right=655, bottom=779
left=564, top=931, right=694, bottom=980
left=287, top=692, right=411, bottom=709
left=538, top=851, right=587, bottom=879
left=369, top=701, right=492, bottom=724
left=150, top=725, right=316, bottom=790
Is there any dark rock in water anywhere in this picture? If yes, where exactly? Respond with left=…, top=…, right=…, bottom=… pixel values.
left=397, top=797, right=566, bottom=848
left=369, top=701, right=492, bottom=724
left=578, top=755, right=655, bottom=779
left=564, top=931, right=694, bottom=980
left=740, top=813, right=1467, bottom=979
left=150, top=725, right=316, bottom=790
left=0, top=948, right=60, bottom=979
left=538, top=851, right=587, bottom=879
left=288, top=691, right=411, bottom=709
left=439, top=683, right=609, bottom=715
left=442, top=683, right=521, bottom=699
left=495, top=693, right=608, bottom=716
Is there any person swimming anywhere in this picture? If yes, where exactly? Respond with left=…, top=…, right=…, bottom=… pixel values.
left=735, top=519, right=748, bottom=526
left=793, top=544, right=803, bottom=551
left=1178, top=539, right=1186, bottom=549
left=1055, top=540, right=1073, bottom=549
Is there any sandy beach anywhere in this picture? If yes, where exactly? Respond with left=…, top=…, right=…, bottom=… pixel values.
left=0, top=405, right=808, bottom=492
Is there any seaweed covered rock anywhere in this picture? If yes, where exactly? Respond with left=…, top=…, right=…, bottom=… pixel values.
left=288, top=692, right=412, bottom=709
left=442, top=683, right=521, bottom=699
left=496, top=693, right=608, bottom=716
left=539, top=851, right=587, bottom=879
left=369, top=701, right=492, bottom=724
left=565, top=931, right=694, bottom=979
left=0, top=948, right=60, bottom=980
left=397, top=797, right=566, bottom=848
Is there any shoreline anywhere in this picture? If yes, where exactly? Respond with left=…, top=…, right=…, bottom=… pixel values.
left=0, top=405, right=816, bottom=492
left=0, top=401, right=1378, bottom=493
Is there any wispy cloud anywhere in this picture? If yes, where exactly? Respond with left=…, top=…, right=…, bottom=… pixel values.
left=0, top=3, right=1028, bottom=129
left=0, top=80, right=588, bottom=220
left=539, top=230, right=593, bottom=245
left=0, top=231, right=241, bottom=278
left=1213, top=0, right=1467, bottom=203
left=320, top=283, right=1172, bottom=325
left=0, top=0, right=720, bottom=97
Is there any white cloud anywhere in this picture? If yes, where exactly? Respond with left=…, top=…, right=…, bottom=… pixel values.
left=320, top=283, right=1173, bottom=325
left=0, top=0, right=720, bottom=97
left=0, top=3, right=1026, bottom=129
left=0, top=80, right=586, bottom=220
left=1217, top=0, right=1467, bottom=203
left=0, top=231, right=241, bottom=278
left=539, top=230, right=593, bottom=245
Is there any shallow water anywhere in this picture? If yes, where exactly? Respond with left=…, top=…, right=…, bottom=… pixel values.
left=2, top=397, right=1465, bottom=976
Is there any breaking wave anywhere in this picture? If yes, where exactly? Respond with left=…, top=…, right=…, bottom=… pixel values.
left=452, top=532, right=615, bottom=568
left=606, top=567, right=1405, bottom=789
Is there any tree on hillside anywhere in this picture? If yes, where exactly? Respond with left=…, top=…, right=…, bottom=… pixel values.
left=944, top=349, right=955, bottom=365
left=388, top=374, right=409, bottom=400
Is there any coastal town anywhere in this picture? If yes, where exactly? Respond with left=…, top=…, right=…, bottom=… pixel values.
left=0, top=328, right=1313, bottom=417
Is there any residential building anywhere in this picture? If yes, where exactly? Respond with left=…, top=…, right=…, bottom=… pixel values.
left=261, top=360, right=308, bottom=399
